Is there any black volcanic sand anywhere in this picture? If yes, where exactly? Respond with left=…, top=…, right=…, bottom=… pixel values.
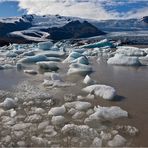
left=0, top=56, right=148, bottom=147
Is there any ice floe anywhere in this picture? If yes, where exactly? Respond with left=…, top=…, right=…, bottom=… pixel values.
left=85, top=105, right=128, bottom=123
left=107, top=54, right=140, bottom=66
left=48, top=105, right=66, bottom=116
left=82, top=84, right=116, bottom=100
left=38, top=41, right=53, bottom=50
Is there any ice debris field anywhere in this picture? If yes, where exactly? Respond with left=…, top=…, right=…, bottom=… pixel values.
left=0, top=38, right=147, bottom=147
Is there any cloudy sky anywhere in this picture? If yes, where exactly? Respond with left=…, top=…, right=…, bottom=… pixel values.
left=0, top=0, right=148, bottom=20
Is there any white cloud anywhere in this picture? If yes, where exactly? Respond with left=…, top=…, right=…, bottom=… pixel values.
left=17, top=0, right=119, bottom=20
left=0, top=0, right=148, bottom=20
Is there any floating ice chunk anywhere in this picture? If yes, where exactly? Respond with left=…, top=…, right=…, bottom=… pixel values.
left=37, top=61, right=59, bottom=71
left=39, top=51, right=65, bottom=57
left=83, top=75, right=95, bottom=85
left=72, top=111, right=85, bottom=119
left=63, top=52, right=82, bottom=63
left=68, top=63, right=92, bottom=75
left=25, top=114, right=42, bottom=123
left=12, top=123, right=32, bottom=131
left=3, top=64, right=15, bottom=69
left=74, top=101, right=91, bottom=111
left=139, top=55, right=148, bottom=66
left=38, top=41, right=53, bottom=50
left=22, top=51, right=35, bottom=56
left=24, top=69, right=38, bottom=75
left=116, top=46, right=146, bottom=56
left=73, top=48, right=85, bottom=53
left=31, top=136, right=48, bottom=146
left=42, top=79, right=54, bottom=87
left=107, top=54, right=140, bottom=66
left=116, top=125, right=139, bottom=136
left=50, top=73, right=62, bottom=81
left=38, top=121, right=49, bottom=130
left=9, top=109, right=17, bottom=117
left=82, top=84, right=116, bottom=100
left=100, top=131, right=112, bottom=140
left=72, top=56, right=89, bottom=65
left=92, top=137, right=102, bottom=147
left=0, top=98, right=16, bottom=110
left=48, top=105, right=66, bottom=116
left=18, top=55, right=49, bottom=63
left=51, top=116, right=65, bottom=125
left=6, top=51, right=18, bottom=57
left=46, top=57, right=61, bottom=62
left=61, top=124, right=98, bottom=139
left=64, top=101, right=91, bottom=111
left=87, top=105, right=128, bottom=122
left=81, top=39, right=114, bottom=49
left=108, top=134, right=127, bottom=147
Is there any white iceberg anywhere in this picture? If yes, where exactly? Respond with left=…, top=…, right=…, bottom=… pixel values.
left=85, top=105, right=128, bottom=123
left=82, top=84, right=116, bottom=100
left=38, top=41, right=53, bottom=50
left=18, top=55, right=49, bottom=63
left=139, top=55, right=148, bottom=66
left=107, top=54, right=140, bottom=66
left=63, top=52, right=82, bottom=63
left=68, top=63, right=92, bottom=75
left=72, top=56, right=89, bottom=65
left=116, top=46, right=146, bottom=56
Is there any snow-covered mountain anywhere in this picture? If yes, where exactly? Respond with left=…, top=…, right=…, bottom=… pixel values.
left=0, top=14, right=147, bottom=45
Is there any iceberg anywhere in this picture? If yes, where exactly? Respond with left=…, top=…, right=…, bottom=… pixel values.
left=63, top=52, right=82, bottom=63
left=18, top=55, right=49, bottom=63
left=107, top=54, right=140, bottom=66
left=139, top=55, right=148, bottom=66
left=72, top=56, right=89, bottom=65
left=81, top=39, right=114, bottom=49
left=82, top=84, right=116, bottom=100
left=116, top=46, right=146, bottom=56
left=85, top=105, right=128, bottom=124
left=68, top=63, right=93, bottom=75
left=38, top=41, right=53, bottom=50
